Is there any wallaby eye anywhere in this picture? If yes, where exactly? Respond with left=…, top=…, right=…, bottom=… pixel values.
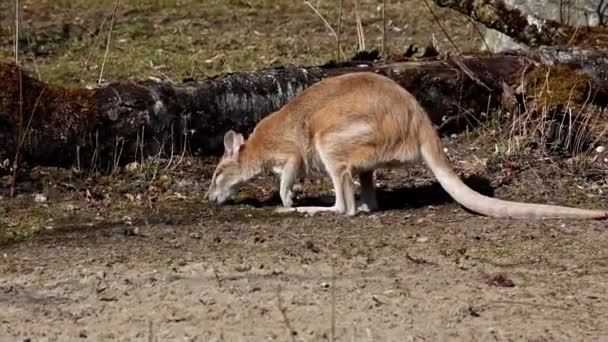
left=215, top=171, right=225, bottom=183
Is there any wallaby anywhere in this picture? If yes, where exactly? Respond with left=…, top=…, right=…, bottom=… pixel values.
left=206, top=72, right=607, bottom=219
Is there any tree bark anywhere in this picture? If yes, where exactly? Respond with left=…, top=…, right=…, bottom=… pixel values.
left=431, top=0, right=608, bottom=49
left=0, top=46, right=606, bottom=172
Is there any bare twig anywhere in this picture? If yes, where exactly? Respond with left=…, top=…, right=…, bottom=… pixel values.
left=98, top=0, right=119, bottom=84
left=566, top=23, right=582, bottom=45
left=80, top=10, right=110, bottom=83
left=304, top=1, right=345, bottom=60
left=110, top=137, right=125, bottom=175
left=213, top=268, right=223, bottom=288
left=10, top=0, right=21, bottom=198
left=14, top=0, right=19, bottom=64
left=330, top=262, right=336, bottom=342
left=449, top=56, right=492, bottom=91
left=467, top=16, right=492, bottom=52
left=381, top=0, right=387, bottom=54
left=354, top=0, right=366, bottom=51
left=423, top=0, right=460, bottom=53
left=276, top=285, right=296, bottom=342
left=337, top=0, right=344, bottom=61
left=17, top=89, right=46, bottom=152
left=148, top=320, right=155, bottom=342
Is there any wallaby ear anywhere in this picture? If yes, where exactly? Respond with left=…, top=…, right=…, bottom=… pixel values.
left=223, top=130, right=245, bottom=157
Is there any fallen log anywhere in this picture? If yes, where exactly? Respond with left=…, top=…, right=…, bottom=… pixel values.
left=0, top=47, right=606, bottom=172
left=431, top=0, right=608, bottom=49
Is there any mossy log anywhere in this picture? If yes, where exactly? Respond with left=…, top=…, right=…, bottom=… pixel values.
left=0, top=47, right=606, bottom=172
left=431, top=0, right=608, bottom=49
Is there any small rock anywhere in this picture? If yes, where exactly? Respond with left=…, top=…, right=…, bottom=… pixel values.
left=416, top=236, right=429, bottom=243
left=485, top=273, right=515, bottom=287
left=34, top=194, right=47, bottom=203
left=235, top=264, right=251, bottom=272
left=305, top=240, right=320, bottom=253
left=468, top=305, right=481, bottom=317
left=320, top=282, right=331, bottom=289
left=199, top=293, right=216, bottom=306
left=596, top=145, right=606, bottom=153
left=189, top=232, right=201, bottom=240
left=123, top=226, right=140, bottom=236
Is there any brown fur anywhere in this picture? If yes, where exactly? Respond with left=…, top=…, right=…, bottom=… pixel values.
left=206, top=72, right=608, bottom=219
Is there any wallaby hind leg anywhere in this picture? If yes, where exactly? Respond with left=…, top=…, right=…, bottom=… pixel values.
left=357, top=171, right=378, bottom=212
left=340, top=169, right=357, bottom=216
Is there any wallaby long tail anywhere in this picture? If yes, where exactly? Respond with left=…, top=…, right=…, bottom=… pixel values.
left=419, top=131, right=608, bottom=220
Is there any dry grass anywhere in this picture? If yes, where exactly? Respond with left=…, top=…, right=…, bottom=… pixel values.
left=0, top=0, right=480, bottom=85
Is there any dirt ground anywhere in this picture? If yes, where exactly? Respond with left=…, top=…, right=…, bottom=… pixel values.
left=2, top=134, right=608, bottom=341
left=2, top=0, right=608, bottom=341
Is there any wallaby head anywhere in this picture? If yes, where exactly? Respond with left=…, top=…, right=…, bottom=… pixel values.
left=206, top=129, right=249, bottom=204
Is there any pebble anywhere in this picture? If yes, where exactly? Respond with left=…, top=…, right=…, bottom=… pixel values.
left=34, top=194, right=47, bottom=203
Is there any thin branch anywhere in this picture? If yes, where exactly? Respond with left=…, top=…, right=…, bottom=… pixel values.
left=423, top=0, right=460, bottom=53
left=98, top=0, right=119, bottom=84
left=467, top=16, right=492, bottom=52
left=14, top=0, right=19, bottom=64
left=354, top=0, right=366, bottom=51
left=80, top=10, right=110, bottom=83
left=304, top=1, right=345, bottom=60
left=449, top=56, right=492, bottom=91
left=10, top=0, right=21, bottom=198
left=337, top=0, right=344, bottom=61
left=276, top=285, right=296, bottom=342
left=330, top=262, right=337, bottom=342
left=381, top=0, right=387, bottom=54
left=17, top=89, right=46, bottom=152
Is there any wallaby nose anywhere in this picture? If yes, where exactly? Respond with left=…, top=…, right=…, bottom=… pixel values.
left=205, top=189, right=218, bottom=204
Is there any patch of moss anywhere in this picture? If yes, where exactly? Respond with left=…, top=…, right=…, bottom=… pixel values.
left=566, top=26, right=608, bottom=49
left=524, top=64, right=591, bottom=107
